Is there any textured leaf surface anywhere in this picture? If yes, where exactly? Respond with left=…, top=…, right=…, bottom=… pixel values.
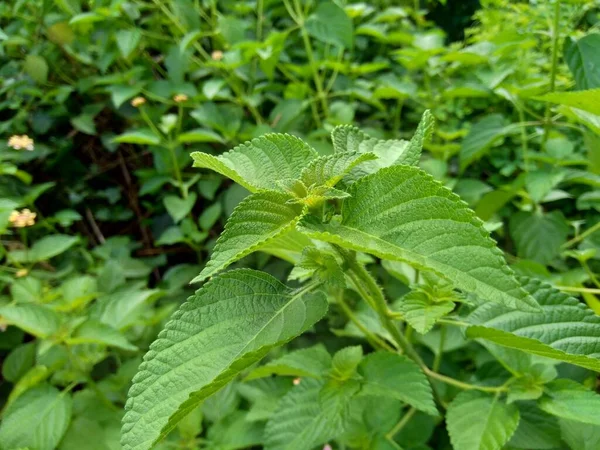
left=396, top=291, right=455, bottom=334
left=509, top=211, right=569, bottom=265
left=508, top=402, right=561, bottom=450
left=539, top=379, right=600, bottom=425
left=564, top=34, right=600, bottom=90
left=300, top=151, right=377, bottom=188
left=358, top=352, right=437, bottom=415
left=121, top=270, right=328, bottom=450
left=446, top=391, right=519, bottom=450
left=264, top=378, right=338, bottom=450
left=191, top=134, right=318, bottom=192
left=460, top=114, right=508, bottom=170
left=400, top=109, right=435, bottom=165
left=467, top=277, right=600, bottom=371
left=559, top=418, right=600, bottom=450
left=245, top=344, right=332, bottom=380
left=0, top=384, right=72, bottom=450
left=299, top=165, right=538, bottom=311
left=193, top=192, right=305, bottom=282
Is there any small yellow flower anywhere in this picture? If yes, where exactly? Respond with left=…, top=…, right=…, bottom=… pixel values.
left=8, top=135, right=34, bottom=151
left=15, top=269, right=28, bottom=278
left=131, top=96, right=146, bottom=107
left=211, top=50, right=224, bottom=61
left=173, top=93, right=188, bottom=103
left=9, top=209, right=37, bottom=228
left=293, top=377, right=301, bottom=386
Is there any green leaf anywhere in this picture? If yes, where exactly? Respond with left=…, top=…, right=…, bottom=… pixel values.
left=0, top=384, right=72, bottom=450
left=331, top=346, right=363, bottom=380
left=358, top=352, right=437, bottom=416
left=509, top=402, right=562, bottom=450
left=178, top=128, right=224, bottom=144
left=69, top=320, right=137, bottom=351
left=120, top=270, right=328, bottom=450
left=559, top=418, right=600, bottom=450
left=467, top=277, right=600, bottom=371
left=108, top=84, right=143, bottom=108
left=460, top=114, right=509, bottom=170
left=396, top=291, right=455, bottom=334
left=198, top=202, right=222, bottom=231
left=0, top=303, right=61, bottom=338
left=564, top=34, right=600, bottom=90
left=116, top=29, right=142, bottom=59
left=300, top=151, right=377, bottom=188
left=446, top=391, right=520, bottom=450
left=401, top=109, right=435, bottom=166
left=535, top=89, right=600, bottom=115
left=245, top=344, right=332, bottom=380
left=24, top=54, right=49, bottom=84
left=264, top=378, right=339, bottom=450
left=29, top=234, right=79, bottom=262
left=2, top=342, right=36, bottom=382
left=305, top=2, right=353, bottom=48
left=191, top=134, right=318, bottom=192
left=163, top=193, right=197, bottom=223
left=192, top=192, right=305, bottom=283
left=509, top=211, right=569, bottom=265
left=539, top=379, right=600, bottom=425
left=299, top=166, right=539, bottom=311
left=113, top=129, right=161, bottom=145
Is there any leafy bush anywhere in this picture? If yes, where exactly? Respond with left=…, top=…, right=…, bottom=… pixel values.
left=1, top=0, right=600, bottom=449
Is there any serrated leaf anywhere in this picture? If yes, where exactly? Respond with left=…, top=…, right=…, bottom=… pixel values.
left=264, top=378, right=339, bottom=450
left=535, top=89, right=600, bottom=116
left=332, top=346, right=363, bottom=380
left=509, top=211, right=569, bottom=265
left=300, top=151, right=378, bottom=188
left=559, top=418, right=600, bottom=450
left=397, top=291, right=455, bottom=334
left=121, top=270, right=328, bottom=450
left=460, top=114, right=509, bottom=170
left=538, top=379, right=600, bottom=425
left=246, top=344, right=332, bottom=380
left=358, top=352, right=437, bottom=416
left=400, top=109, right=435, bottom=165
left=509, top=402, right=561, bottom=449
left=191, top=134, right=318, bottom=192
left=305, top=2, right=353, bottom=48
left=446, top=391, right=520, bottom=450
left=0, top=303, right=61, bottom=338
left=467, top=277, right=600, bottom=371
left=298, top=165, right=539, bottom=312
left=193, top=192, right=306, bottom=283
left=0, top=384, right=72, bottom=450
left=564, top=34, right=600, bottom=90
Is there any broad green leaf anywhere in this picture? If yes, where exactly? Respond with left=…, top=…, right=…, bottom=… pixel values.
left=467, top=277, right=600, bottom=371
left=0, top=384, right=72, bottom=450
left=264, top=378, right=339, bottom=450
left=535, top=89, right=600, bottom=116
left=113, top=129, right=161, bottom=145
left=564, top=34, right=600, bottom=90
left=163, top=193, right=197, bottom=223
left=69, top=320, right=137, bottom=351
left=358, top=352, right=437, bottom=415
left=460, top=114, right=509, bottom=170
left=539, top=379, right=600, bottom=425
left=305, top=2, right=353, bottom=49
left=116, top=29, right=142, bottom=59
left=401, top=109, right=435, bottom=166
left=446, top=391, right=519, bottom=450
left=559, top=418, right=600, bottom=450
left=509, top=211, right=569, bottom=265
left=396, top=291, right=455, bottom=334
left=108, top=84, right=143, bottom=109
left=246, top=344, right=332, bottom=380
left=191, top=134, right=318, bottom=192
left=120, top=270, right=328, bottom=450
left=29, top=234, right=79, bottom=262
left=300, top=151, right=377, bottom=188
left=192, top=192, right=305, bottom=283
left=331, top=346, right=363, bottom=380
left=178, top=128, right=224, bottom=144
left=198, top=202, right=222, bottom=231
left=508, top=402, right=561, bottom=450
left=2, top=342, right=36, bottom=382
left=91, top=287, right=160, bottom=330
left=299, top=166, right=539, bottom=311
left=24, top=54, right=48, bottom=84
left=0, top=303, right=61, bottom=338
left=206, top=411, right=263, bottom=449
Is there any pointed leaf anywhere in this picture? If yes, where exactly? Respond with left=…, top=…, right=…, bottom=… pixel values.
left=539, top=379, right=600, bottom=425
left=193, top=192, right=306, bottom=283
left=113, top=129, right=161, bottom=145
left=191, top=134, right=318, bottom=192
left=397, top=291, right=455, bottom=334
left=0, top=303, right=61, bottom=338
left=559, top=418, right=600, bottom=450
left=299, top=166, right=538, bottom=311
left=163, top=193, right=197, bottom=223
left=460, top=114, right=509, bottom=170
left=245, top=344, right=332, bottom=380
left=564, top=34, right=600, bottom=90
left=399, top=109, right=435, bottom=166
left=121, top=270, right=328, bottom=450
left=447, top=391, right=520, bottom=450
left=509, top=211, right=569, bottom=265
left=358, top=352, right=437, bottom=416
left=467, top=277, right=600, bottom=371
left=69, top=320, right=137, bottom=351
left=305, top=2, right=353, bottom=49
left=301, top=151, right=377, bottom=188
left=535, top=89, right=600, bottom=116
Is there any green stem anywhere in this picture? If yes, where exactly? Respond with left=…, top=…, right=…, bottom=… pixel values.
left=425, top=370, right=508, bottom=393
left=517, top=105, right=529, bottom=172
left=433, top=325, right=445, bottom=372
left=543, top=0, right=561, bottom=145
left=562, top=221, right=600, bottom=249
left=582, top=260, right=600, bottom=289
left=386, top=407, right=415, bottom=441
left=167, top=142, right=186, bottom=198
left=557, top=286, right=600, bottom=294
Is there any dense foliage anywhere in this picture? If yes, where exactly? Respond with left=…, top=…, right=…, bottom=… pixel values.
left=1, top=1, right=600, bottom=449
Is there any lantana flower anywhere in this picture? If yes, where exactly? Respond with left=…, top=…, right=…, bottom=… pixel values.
left=211, top=50, right=224, bottom=61
left=9, top=209, right=37, bottom=227
left=174, top=94, right=188, bottom=103
left=8, top=135, right=34, bottom=151
left=131, top=96, right=146, bottom=107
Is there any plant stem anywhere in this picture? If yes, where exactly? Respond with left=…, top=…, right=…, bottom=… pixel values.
left=557, top=286, right=600, bottom=294
left=517, top=105, right=529, bottom=172
left=167, top=142, right=186, bottom=198
left=543, top=0, right=561, bottom=145
left=433, top=325, right=445, bottom=372
left=562, top=221, right=600, bottom=249
left=386, top=407, right=415, bottom=440
left=424, top=369, right=508, bottom=393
